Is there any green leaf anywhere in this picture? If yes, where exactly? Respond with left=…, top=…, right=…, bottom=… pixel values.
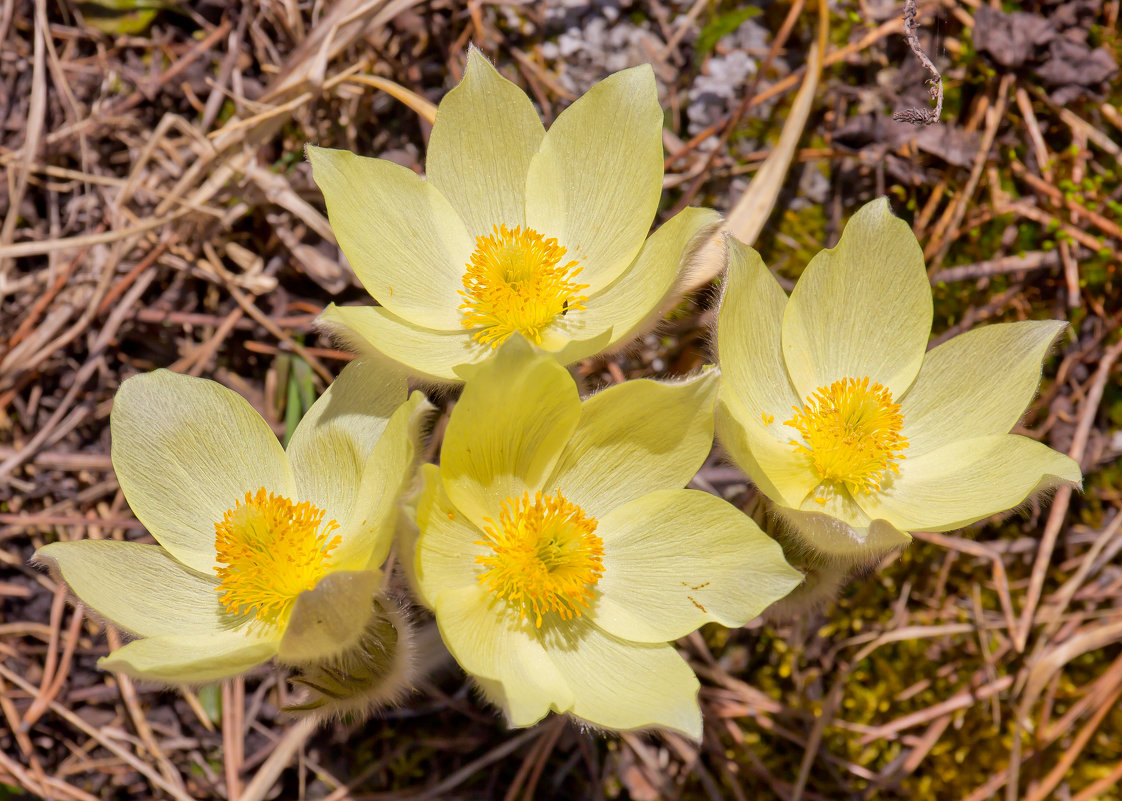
left=283, top=352, right=316, bottom=448
left=197, top=683, right=223, bottom=724
left=696, top=7, right=763, bottom=58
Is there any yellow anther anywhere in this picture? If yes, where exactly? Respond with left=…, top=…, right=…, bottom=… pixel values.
left=459, top=225, right=588, bottom=348
left=214, top=488, right=341, bottom=624
left=785, top=377, right=908, bottom=497
left=475, top=490, right=603, bottom=627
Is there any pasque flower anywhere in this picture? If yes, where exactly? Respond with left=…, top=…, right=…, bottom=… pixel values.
left=36, top=361, right=430, bottom=711
left=410, top=338, right=800, bottom=739
left=308, top=48, right=719, bottom=382
left=715, top=198, right=1082, bottom=563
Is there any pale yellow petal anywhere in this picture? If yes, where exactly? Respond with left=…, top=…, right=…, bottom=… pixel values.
left=858, top=434, right=1082, bottom=532
left=714, top=236, right=820, bottom=507
left=35, top=541, right=229, bottom=638
left=325, top=391, right=432, bottom=571
left=287, top=359, right=407, bottom=547
left=435, top=583, right=574, bottom=727
left=781, top=198, right=933, bottom=399
left=900, top=320, right=1066, bottom=457
left=318, top=303, right=490, bottom=383
left=546, top=371, right=718, bottom=520
left=549, top=207, right=721, bottom=363
left=525, top=65, right=664, bottom=293
left=714, top=393, right=819, bottom=508
left=426, top=48, right=545, bottom=238
left=772, top=493, right=911, bottom=564
left=716, top=236, right=801, bottom=427
left=413, top=464, right=484, bottom=608
left=110, top=370, right=294, bottom=575
left=277, top=569, right=383, bottom=663
left=544, top=327, right=615, bottom=367
left=99, top=630, right=276, bottom=684
left=592, top=490, right=801, bottom=642
left=546, top=617, right=702, bottom=739
left=307, top=146, right=473, bottom=330
left=441, top=338, right=580, bottom=528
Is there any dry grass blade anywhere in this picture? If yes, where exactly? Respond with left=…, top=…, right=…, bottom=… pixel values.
left=714, top=1, right=827, bottom=271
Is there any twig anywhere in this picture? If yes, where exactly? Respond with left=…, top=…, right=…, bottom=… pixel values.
left=893, top=0, right=943, bottom=126
left=237, top=717, right=317, bottom=801
left=0, top=662, right=197, bottom=801
left=1016, top=334, right=1122, bottom=652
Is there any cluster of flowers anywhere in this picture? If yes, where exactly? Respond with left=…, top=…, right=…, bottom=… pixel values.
left=35, top=51, right=1081, bottom=740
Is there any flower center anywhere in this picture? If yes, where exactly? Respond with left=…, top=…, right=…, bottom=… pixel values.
left=214, top=488, right=342, bottom=624
left=784, top=377, right=909, bottom=497
left=475, top=490, right=603, bottom=627
left=458, top=224, right=589, bottom=348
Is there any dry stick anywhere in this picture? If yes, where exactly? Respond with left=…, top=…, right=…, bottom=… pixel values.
left=1016, top=334, right=1122, bottom=652
left=1037, top=510, right=1122, bottom=634
left=0, top=747, right=51, bottom=801
left=1013, top=163, right=1122, bottom=242
left=22, top=584, right=66, bottom=726
left=911, top=531, right=1018, bottom=636
left=520, top=718, right=569, bottom=801
left=963, top=659, right=1122, bottom=801
left=21, top=596, right=83, bottom=727
left=0, top=663, right=196, bottom=801
left=1006, top=341, right=1122, bottom=801
left=0, top=752, right=101, bottom=801
left=1070, top=756, right=1122, bottom=801
left=0, top=207, right=191, bottom=259
left=0, top=270, right=155, bottom=479
left=504, top=715, right=566, bottom=801
left=44, top=17, right=234, bottom=146
left=0, top=158, right=228, bottom=218
left=171, top=306, right=246, bottom=376
left=791, top=622, right=981, bottom=800
left=791, top=673, right=847, bottom=801
left=0, top=0, right=46, bottom=278
left=1024, top=659, right=1122, bottom=801
left=868, top=676, right=1016, bottom=742
left=1039, top=651, right=1122, bottom=744
left=1009, top=200, right=1105, bottom=253
left=228, top=717, right=317, bottom=801
left=0, top=675, right=34, bottom=759
left=223, top=678, right=246, bottom=801
left=103, top=643, right=187, bottom=794
left=899, top=715, right=952, bottom=775
left=926, top=74, right=1013, bottom=273
left=203, top=251, right=334, bottom=384
left=0, top=513, right=138, bottom=528
left=658, top=0, right=710, bottom=58
left=928, top=250, right=1061, bottom=284
left=0, top=239, right=115, bottom=376
left=201, top=8, right=250, bottom=133
left=2, top=243, right=84, bottom=352
left=410, top=728, right=542, bottom=801
left=893, top=0, right=943, bottom=125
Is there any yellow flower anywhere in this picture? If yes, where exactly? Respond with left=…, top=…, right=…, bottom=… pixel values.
left=36, top=361, right=430, bottom=695
left=411, top=338, right=800, bottom=739
left=308, top=48, right=720, bottom=382
left=715, top=199, right=1082, bottom=562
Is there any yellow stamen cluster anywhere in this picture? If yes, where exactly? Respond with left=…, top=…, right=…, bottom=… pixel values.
left=214, top=488, right=341, bottom=624
left=459, top=224, right=589, bottom=348
left=785, top=377, right=909, bottom=497
left=475, top=490, right=603, bottom=627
